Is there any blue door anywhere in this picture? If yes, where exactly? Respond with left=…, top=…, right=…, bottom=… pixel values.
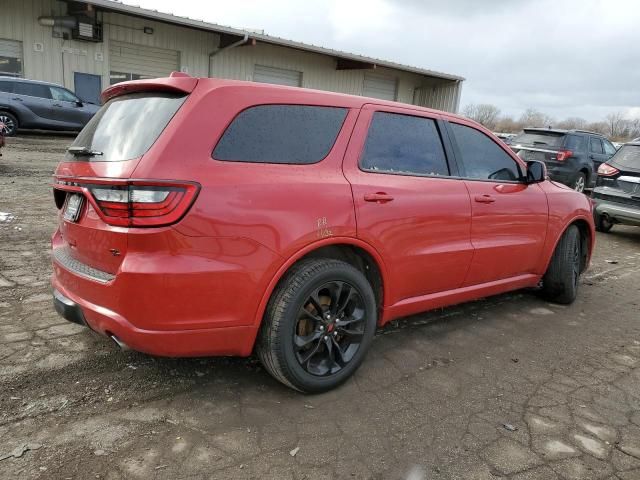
left=74, top=72, right=102, bottom=105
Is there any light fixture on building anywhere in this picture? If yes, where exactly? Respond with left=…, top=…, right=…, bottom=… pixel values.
left=143, top=27, right=154, bottom=35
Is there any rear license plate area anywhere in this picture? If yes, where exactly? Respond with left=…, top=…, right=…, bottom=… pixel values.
left=63, top=193, right=84, bottom=222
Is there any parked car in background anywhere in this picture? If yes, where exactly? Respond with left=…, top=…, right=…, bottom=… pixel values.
left=510, top=128, right=616, bottom=192
left=592, top=141, right=640, bottom=232
left=0, top=77, right=99, bottom=136
left=494, top=132, right=516, bottom=144
left=51, top=74, right=595, bottom=393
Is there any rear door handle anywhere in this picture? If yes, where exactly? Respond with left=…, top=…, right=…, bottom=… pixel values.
left=474, top=194, right=495, bottom=204
left=364, top=192, right=394, bottom=203
left=11, top=97, right=23, bottom=101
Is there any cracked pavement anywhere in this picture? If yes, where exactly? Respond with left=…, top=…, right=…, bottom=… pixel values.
left=1, top=135, right=640, bottom=479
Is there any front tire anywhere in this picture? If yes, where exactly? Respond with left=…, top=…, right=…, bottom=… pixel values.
left=257, top=258, right=377, bottom=393
left=539, top=225, right=582, bottom=304
left=0, top=111, right=18, bottom=136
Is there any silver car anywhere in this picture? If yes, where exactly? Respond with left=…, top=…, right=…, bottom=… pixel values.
left=0, top=77, right=99, bottom=136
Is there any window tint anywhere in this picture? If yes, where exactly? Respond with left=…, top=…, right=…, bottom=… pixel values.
left=450, top=123, right=522, bottom=181
left=360, top=112, right=448, bottom=176
left=213, top=105, right=347, bottom=164
left=13, top=82, right=51, bottom=99
left=603, top=140, right=617, bottom=155
left=564, top=135, right=585, bottom=152
left=50, top=87, right=78, bottom=103
left=67, top=92, right=186, bottom=162
left=0, top=80, right=14, bottom=93
left=589, top=137, right=604, bottom=154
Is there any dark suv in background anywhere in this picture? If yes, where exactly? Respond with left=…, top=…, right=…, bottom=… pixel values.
left=510, top=128, right=616, bottom=192
left=0, top=77, right=99, bottom=136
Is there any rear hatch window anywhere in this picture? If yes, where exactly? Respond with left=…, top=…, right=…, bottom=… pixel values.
left=612, top=145, right=640, bottom=172
left=512, top=131, right=565, bottom=148
left=66, top=92, right=186, bottom=162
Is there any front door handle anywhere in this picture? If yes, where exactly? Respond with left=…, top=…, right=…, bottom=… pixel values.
left=11, top=97, right=23, bottom=101
left=474, top=194, right=496, bottom=204
left=364, top=192, right=394, bottom=203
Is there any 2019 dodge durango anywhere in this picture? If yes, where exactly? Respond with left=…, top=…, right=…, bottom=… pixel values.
left=51, top=73, right=595, bottom=392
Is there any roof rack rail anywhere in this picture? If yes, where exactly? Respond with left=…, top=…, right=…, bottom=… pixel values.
left=569, top=129, right=603, bottom=136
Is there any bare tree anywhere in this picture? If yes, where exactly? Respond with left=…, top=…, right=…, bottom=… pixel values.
left=556, top=117, right=587, bottom=130
left=494, top=115, right=522, bottom=133
left=519, top=108, right=554, bottom=128
left=605, top=111, right=627, bottom=139
left=462, top=104, right=501, bottom=130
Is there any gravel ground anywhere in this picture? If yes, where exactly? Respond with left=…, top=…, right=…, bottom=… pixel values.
left=1, top=134, right=640, bottom=480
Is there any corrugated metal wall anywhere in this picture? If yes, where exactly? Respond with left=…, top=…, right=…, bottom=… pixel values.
left=1, top=0, right=461, bottom=112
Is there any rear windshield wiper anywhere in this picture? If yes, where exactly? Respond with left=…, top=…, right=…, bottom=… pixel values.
left=67, top=146, right=104, bottom=157
left=532, top=141, right=549, bottom=146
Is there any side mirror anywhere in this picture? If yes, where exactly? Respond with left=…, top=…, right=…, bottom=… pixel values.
left=75, top=100, right=84, bottom=107
left=526, top=160, right=546, bottom=184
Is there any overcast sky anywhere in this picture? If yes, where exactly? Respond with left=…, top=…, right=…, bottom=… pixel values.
left=126, top=0, right=639, bottom=122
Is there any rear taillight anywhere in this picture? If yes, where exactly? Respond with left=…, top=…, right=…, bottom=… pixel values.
left=556, top=150, right=573, bottom=161
left=89, top=182, right=199, bottom=227
left=54, top=178, right=199, bottom=227
left=597, top=163, right=619, bottom=177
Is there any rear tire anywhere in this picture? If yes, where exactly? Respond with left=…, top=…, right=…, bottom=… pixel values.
left=257, top=258, right=377, bottom=393
left=595, top=213, right=614, bottom=233
left=572, top=172, right=587, bottom=193
left=0, top=111, right=18, bottom=136
left=539, top=225, right=582, bottom=304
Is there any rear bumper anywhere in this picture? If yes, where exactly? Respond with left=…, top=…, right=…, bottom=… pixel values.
left=594, top=199, right=640, bottom=227
left=51, top=282, right=258, bottom=357
left=50, top=228, right=281, bottom=357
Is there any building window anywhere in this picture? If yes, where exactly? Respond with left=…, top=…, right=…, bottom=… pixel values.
left=0, top=39, right=23, bottom=77
left=109, top=71, right=155, bottom=85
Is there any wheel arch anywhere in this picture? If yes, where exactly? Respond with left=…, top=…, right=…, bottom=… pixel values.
left=252, top=237, right=389, bottom=330
left=543, top=216, right=594, bottom=275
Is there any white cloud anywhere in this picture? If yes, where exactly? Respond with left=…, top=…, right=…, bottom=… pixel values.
left=123, top=0, right=640, bottom=121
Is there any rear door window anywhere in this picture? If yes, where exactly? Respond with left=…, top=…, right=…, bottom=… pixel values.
left=450, top=122, right=522, bottom=181
left=67, top=92, right=187, bottom=162
left=13, top=82, right=51, bottom=99
left=213, top=105, right=347, bottom=164
left=589, top=137, right=604, bottom=154
left=360, top=111, right=449, bottom=176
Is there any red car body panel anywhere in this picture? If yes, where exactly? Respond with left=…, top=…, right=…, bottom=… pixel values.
left=51, top=77, right=595, bottom=357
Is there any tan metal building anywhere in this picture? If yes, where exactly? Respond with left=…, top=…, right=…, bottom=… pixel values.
left=0, top=0, right=464, bottom=109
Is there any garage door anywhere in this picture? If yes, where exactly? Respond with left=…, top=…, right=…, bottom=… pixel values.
left=253, top=65, right=302, bottom=87
left=109, top=41, right=179, bottom=85
left=363, top=73, right=397, bottom=101
left=0, top=39, right=23, bottom=77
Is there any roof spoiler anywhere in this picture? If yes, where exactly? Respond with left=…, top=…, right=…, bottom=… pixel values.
left=101, top=72, right=198, bottom=103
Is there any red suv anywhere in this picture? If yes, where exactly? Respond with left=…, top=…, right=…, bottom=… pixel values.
left=52, top=73, right=595, bottom=392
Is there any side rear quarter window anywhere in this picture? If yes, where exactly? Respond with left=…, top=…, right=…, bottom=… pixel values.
left=360, top=111, right=449, bottom=177
left=564, top=135, right=585, bottom=152
left=449, top=122, right=522, bottom=181
left=213, top=105, right=348, bottom=164
left=0, top=81, right=14, bottom=93
left=13, top=82, right=51, bottom=99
